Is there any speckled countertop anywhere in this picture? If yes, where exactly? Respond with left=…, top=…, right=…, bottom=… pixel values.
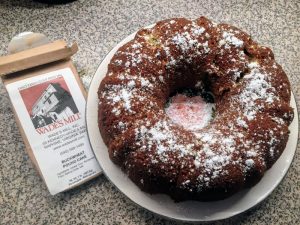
left=0, top=0, right=299, bottom=224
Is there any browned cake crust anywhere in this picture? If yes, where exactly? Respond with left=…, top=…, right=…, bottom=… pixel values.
left=97, top=17, right=294, bottom=201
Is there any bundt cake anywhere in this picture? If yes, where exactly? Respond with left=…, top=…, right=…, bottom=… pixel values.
left=97, top=17, right=294, bottom=201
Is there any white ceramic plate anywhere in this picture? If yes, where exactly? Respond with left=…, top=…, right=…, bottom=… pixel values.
left=86, top=30, right=299, bottom=222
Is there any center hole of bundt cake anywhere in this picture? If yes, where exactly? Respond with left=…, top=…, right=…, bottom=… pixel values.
left=165, top=88, right=215, bottom=131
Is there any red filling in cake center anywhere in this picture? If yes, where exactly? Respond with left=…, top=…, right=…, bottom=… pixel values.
left=165, top=94, right=215, bottom=131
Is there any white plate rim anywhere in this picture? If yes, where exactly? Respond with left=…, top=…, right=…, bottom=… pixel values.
left=86, top=29, right=299, bottom=222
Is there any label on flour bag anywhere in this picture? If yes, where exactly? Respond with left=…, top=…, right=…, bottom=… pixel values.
left=6, top=68, right=101, bottom=195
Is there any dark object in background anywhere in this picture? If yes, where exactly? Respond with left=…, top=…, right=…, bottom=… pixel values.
left=34, top=0, right=76, bottom=4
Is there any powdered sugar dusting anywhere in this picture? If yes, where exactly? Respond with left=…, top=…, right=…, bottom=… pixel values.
left=100, top=73, right=155, bottom=115
left=236, top=63, right=278, bottom=120
left=135, top=119, right=195, bottom=158
left=219, top=31, right=244, bottom=48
